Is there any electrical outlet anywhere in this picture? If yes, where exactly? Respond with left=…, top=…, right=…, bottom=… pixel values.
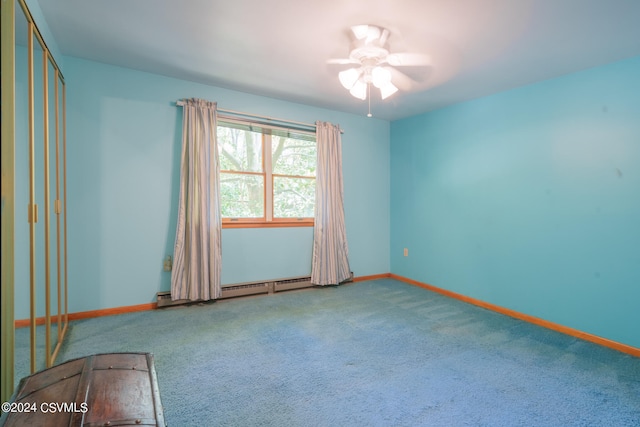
left=403, top=248, right=408, bottom=257
left=163, top=255, right=173, bottom=271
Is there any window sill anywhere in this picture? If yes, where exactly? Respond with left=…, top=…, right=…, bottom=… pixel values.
left=222, top=220, right=314, bottom=229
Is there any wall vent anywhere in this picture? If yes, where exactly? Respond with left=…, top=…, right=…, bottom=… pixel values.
left=273, top=276, right=312, bottom=292
left=156, top=272, right=353, bottom=308
left=156, top=292, right=191, bottom=308
left=219, top=281, right=269, bottom=300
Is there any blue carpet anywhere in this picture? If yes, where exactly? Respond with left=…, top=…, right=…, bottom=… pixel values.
left=14, top=279, right=640, bottom=426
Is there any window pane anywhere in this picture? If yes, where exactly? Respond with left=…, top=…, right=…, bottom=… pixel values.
left=272, top=136, right=316, bottom=177
left=273, top=177, right=315, bottom=218
left=220, top=173, right=264, bottom=218
left=217, top=126, right=262, bottom=172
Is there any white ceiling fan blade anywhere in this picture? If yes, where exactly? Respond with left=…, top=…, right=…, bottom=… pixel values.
left=327, top=58, right=360, bottom=65
left=351, top=24, right=384, bottom=45
left=386, top=67, right=415, bottom=92
left=379, top=28, right=390, bottom=46
left=386, top=53, right=431, bottom=67
left=365, top=26, right=381, bottom=44
left=351, top=25, right=370, bottom=40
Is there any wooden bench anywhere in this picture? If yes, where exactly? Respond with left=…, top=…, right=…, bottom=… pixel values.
left=3, top=353, right=165, bottom=426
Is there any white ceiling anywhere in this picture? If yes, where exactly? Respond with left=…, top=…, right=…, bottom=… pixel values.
left=37, top=0, right=640, bottom=121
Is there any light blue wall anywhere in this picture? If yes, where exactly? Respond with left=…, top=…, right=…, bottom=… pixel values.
left=17, top=56, right=389, bottom=317
left=391, top=56, right=640, bottom=348
left=15, top=14, right=635, bottom=351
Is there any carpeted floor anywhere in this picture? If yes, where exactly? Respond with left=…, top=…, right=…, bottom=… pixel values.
left=14, top=279, right=640, bottom=426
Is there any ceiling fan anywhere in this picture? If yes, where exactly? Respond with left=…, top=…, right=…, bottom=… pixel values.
left=329, top=25, right=430, bottom=108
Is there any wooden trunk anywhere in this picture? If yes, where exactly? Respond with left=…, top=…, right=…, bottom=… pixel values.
left=3, top=353, right=165, bottom=427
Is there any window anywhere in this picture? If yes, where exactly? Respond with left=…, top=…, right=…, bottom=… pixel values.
left=217, top=120, right=316, bottom=228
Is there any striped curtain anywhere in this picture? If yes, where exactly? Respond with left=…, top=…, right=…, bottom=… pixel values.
left=171, top=99, right=222, bottom=301
left=311, top=121, right=351, bottom=285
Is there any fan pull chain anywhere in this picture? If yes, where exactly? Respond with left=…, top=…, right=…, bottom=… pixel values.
left=367, top=83, right=372, bottom=117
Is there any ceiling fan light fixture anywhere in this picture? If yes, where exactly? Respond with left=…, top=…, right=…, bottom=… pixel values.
left=349, top=80, right=368, bottom=100
left=371, top=66, right=392, bottom=89
left=338, top=68, right=361, bottom=89
left=379, top=81, right=399, bottom=100
left=331, top=24, right=429, bottom=110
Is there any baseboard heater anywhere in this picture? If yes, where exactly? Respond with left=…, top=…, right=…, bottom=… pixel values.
left=157, top=273, right=352, bottom=308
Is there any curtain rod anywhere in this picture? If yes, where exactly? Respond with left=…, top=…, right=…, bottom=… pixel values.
left=175, top=100, right=343, bottom=134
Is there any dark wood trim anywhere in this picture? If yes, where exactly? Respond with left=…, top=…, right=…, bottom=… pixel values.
left=223, top=220, right=313, bottom=228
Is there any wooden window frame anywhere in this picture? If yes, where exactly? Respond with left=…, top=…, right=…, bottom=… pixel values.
left=219, top=127, right=315, bottom=229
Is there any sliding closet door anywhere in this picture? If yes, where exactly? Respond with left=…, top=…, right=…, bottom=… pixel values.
left=14, top=0, right=31, bottom=379
left=5, top=1, right=69, bottom=396
left=45, top=57, right=59, bottom=363
left=46, top=62, right=68, bottom=364
left=31, top=28, right=47, bottom=372
left=58, top=73, right=69, bottom=349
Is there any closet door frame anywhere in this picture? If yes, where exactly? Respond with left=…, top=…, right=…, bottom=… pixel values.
left=1, top=0, right=17, bottom=404
left=1, top=0, right=68, bottom=402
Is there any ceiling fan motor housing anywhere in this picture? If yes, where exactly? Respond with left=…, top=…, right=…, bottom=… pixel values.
left=349, top=25, right=390, bottom=66
left=350, top=46, right=389, bottom=67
